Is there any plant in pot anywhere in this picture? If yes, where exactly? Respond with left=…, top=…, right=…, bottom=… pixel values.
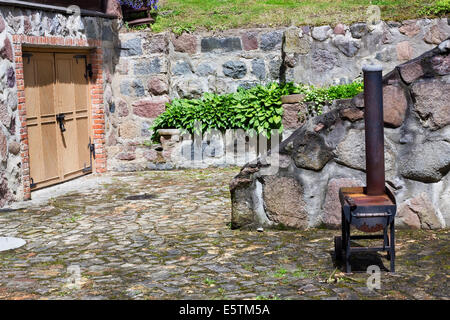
left=118, top=0, right=159, bottom=28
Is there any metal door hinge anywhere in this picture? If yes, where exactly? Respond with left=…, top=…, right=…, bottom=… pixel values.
left=88, top=138, right=96, bottom=160
left=82, top=164, right=92, bottom=173
left=73, top=55, right=93, bottom=79
left=86, top=64, right=93, bottom=79
left=56, top=113, right=66, bottom=132
left=23, top=53, right=33, bottom=64
left=30, top=178, right=37, bottom=189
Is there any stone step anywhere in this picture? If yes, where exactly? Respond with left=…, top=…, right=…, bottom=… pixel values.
left=281, top=94, right=305, bottom=104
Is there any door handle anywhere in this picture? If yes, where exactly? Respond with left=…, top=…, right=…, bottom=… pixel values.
left=56, top=113, right=66, bottom=132
left=88, top=137, right=96, bottom=159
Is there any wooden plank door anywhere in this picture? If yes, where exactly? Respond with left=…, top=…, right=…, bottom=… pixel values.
left=24, top=52, right=62, bottom=189
left=23, top=51, right=92, bottom=191
left=55, top=53, right=92, bottom=182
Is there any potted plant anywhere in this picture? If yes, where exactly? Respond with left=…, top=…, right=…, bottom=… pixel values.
left=118, top=0, right=158, bottom=27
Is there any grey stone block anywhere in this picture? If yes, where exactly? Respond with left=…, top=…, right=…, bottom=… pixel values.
left=260, top=31, right=283, bottom=51
left=134, top=58, right=161, bottom=75
left=121, top=38, right=143, bottom=57
left=223, top=61, right=247, bottom=79
left=251, top=59, right=266, bottom=80
left=172, top=61, right=192, bottom=76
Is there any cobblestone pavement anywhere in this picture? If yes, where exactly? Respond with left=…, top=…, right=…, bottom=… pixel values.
left=0, top=168, right=448, bottom=300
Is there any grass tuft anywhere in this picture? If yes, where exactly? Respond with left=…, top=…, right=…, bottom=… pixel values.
left=145, top=0, right=443, bottom=33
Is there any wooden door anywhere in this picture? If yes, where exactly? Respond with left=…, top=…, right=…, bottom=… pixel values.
left=24, top=52, right=61, bottom=189
left=23, top=51, right=92, bottom=190
left=55, top=53, right=92, bottom=182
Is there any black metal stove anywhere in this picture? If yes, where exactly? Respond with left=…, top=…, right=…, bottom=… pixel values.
left=334, top=65, right=397, bottom=273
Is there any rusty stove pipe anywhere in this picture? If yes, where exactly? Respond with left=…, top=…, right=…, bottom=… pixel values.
left=363, top=65, right=385, bottom=196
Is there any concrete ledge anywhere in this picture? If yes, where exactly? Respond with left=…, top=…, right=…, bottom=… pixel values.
left=158, top=129, right=181, bottom=136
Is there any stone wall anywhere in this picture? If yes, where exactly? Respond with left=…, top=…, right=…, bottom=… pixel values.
left=108, top=18, right=449, bottom=171
left=230, top=39, right=450, bottom=230
left=0, top=4, right=117, bottom=206
left=126, top=94, right=306, bottom=171
left=1, top=10, right=448, bottom=207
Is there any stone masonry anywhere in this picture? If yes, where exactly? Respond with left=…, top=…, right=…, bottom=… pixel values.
left=1, top=11, right=449, bottom=207
left=230, top=40, right=450, bottom=230
left=108, top=18, right=449, bottom=172
left=0, top=4, right=118, bottom=206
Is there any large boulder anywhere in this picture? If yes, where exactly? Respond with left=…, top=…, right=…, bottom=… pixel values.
left=335, top=128, right=397, bottom=179
left=383, top=84, right=409, bottom=128
left=399, top=139, right=450, bottom=183
left=230, top=166, right=262, bottom=229
left=397, top=193, right=443, bottom=230
left=291, top=131, right=334, bottom=171
left=263, top=176, right=308, bottom=229
left=230, top=41, right=449, bottom=230
left=322, top=178, right=363, bottom=228
left=411, top=78, right=450, bottom=130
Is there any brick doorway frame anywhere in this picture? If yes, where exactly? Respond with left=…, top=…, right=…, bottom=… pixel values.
left=12, top=35, right=107, bottom=200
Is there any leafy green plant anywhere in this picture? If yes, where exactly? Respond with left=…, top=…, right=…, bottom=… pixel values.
left=297, top=80, right=363, bottom=117
left=150, top=82, right=301, bottom=142
left=150, top=81, right=363, bottom=142
left=204, top=278, right=216, bottom=285
left=273, top=267, right=289, bottom=278
left=172, top=25, right=195, bottom=36
left=418, top=0, right=450, bottom=16
left=67, top=214, right=82, bottom=223
left=292, top=267, right=313, bottom=279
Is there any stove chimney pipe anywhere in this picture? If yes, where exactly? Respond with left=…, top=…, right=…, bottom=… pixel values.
left=363, top=65, right=385, bottom=196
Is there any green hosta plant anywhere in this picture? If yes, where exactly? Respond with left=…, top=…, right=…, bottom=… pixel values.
left=150, top=82, right=301, bottom=142
left=150, top=81, right=363, bottom=143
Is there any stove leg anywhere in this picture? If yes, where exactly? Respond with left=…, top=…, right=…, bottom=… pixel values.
left=389, top=221, right=395, bottom=272
left=383, top=225, right=389, bottom=249
left=384, top=224, right=390, bottom=262
left=344, top=218, right=351, bottom=273
left=341, top=209, right=346, bottom=252
left=340, top=209, right=346, bottom=270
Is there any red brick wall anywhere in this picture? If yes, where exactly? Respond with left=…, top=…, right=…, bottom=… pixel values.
left=90, top=46, right=107, bottom=174
left=12, top=35, right=106, bottom=200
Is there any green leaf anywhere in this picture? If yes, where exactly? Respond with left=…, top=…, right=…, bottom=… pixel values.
left=149, top=80, right=362, bottom=142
